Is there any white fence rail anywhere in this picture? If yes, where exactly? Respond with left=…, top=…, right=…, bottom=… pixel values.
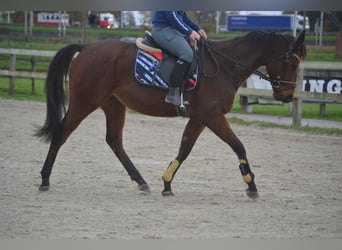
left=1, top=48, right=341, bottom=126
left=0, top=48, right=56, bottom=95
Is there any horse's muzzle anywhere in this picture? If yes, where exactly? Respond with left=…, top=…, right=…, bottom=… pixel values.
left=280, top=95, right=293, bottom=103
left=273, top=92, right=293, bottom=103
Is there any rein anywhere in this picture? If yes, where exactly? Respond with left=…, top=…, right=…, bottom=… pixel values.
left=199, top=38, right=301, bottom=89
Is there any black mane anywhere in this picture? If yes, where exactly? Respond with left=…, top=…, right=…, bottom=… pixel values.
left=244, top=31, right=294, bottom=44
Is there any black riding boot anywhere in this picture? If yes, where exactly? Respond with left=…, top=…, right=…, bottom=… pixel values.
left=165, top=59, right=190, bottom=106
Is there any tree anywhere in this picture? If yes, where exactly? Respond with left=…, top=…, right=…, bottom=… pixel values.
left=187, top=11, right=217, bottom=25
left=68, top=11, right=83, bottom=26
left=300, top=11, right=342, bottom=32
left=138, top=11, right=152, bottom=27
left=120, top=11, right=136, bottom=28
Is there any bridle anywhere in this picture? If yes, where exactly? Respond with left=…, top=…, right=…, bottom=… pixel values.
left=199, top=38, right=302, bottom=90
left=266, top=45, right=302, bottom=91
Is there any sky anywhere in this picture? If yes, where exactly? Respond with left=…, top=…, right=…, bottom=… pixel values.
left=239, top=11, right=283, bottom=15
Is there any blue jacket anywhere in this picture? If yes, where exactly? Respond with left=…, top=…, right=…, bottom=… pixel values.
left=152, top=11, right=201, bottom=36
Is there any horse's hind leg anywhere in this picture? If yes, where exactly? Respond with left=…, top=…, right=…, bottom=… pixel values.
left=39, top=103, right=98, bottom=191
left=101, top=96, right=149, bottom=193
left=162, top=118, right=205, bottom=196
left=205, top=115, right=258, bottom=198
left=39, top=136, right=62, bottom=191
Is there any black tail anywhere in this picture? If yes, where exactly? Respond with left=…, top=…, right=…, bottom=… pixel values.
left=35, top=44, right=85, bottom=142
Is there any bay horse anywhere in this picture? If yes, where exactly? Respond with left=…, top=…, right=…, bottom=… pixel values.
left=36, top=30, right=306, bottom=198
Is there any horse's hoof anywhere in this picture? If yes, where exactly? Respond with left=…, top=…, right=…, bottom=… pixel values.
left=161, top=190, right=174, bottom=196
left=246, top=188, right=259, bottom=199
left=39, top=185, right=50, bottom=192
left=138, top=184, right=150, bottom=194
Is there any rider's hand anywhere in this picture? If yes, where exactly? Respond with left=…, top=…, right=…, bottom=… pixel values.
left=198, top=29, right=207, bottom=39
left=189, top=30, right=201, bottom=41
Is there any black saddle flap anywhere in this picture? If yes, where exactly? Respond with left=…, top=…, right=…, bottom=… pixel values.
left=142, top=31, right=160, bottom=49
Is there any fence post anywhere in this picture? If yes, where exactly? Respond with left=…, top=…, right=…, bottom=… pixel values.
left=30, top=56, right=36, bottom=93
left=288, top=102, right=293, bottom=116
left=239, top=81, right=252, bottom=113
left=9, top=53, right=16, bottom=95
left=292, top=67, right=304, bottom=127
left=319, top=103, right=326, bottom=116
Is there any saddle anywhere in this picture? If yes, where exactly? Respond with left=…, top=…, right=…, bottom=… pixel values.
left=134, top=31, right=199, bottom=92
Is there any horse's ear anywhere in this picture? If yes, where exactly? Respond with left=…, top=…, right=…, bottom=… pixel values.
left=295, top=30, right=305, bottom=48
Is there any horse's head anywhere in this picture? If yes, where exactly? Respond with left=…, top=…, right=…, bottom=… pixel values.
left=265, top=31, right=306, bottom=103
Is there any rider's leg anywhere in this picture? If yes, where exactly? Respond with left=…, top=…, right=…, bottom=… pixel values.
left=165, top=59, right=190, bottom=105
left=151, top=27, right=193, bottom=106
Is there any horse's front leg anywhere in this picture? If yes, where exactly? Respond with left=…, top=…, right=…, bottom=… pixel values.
left=162, top=118, right=205, bottom=196
left=206, top=115, right=258, bottom=198
left=101, top=97, right=149, bottom=193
